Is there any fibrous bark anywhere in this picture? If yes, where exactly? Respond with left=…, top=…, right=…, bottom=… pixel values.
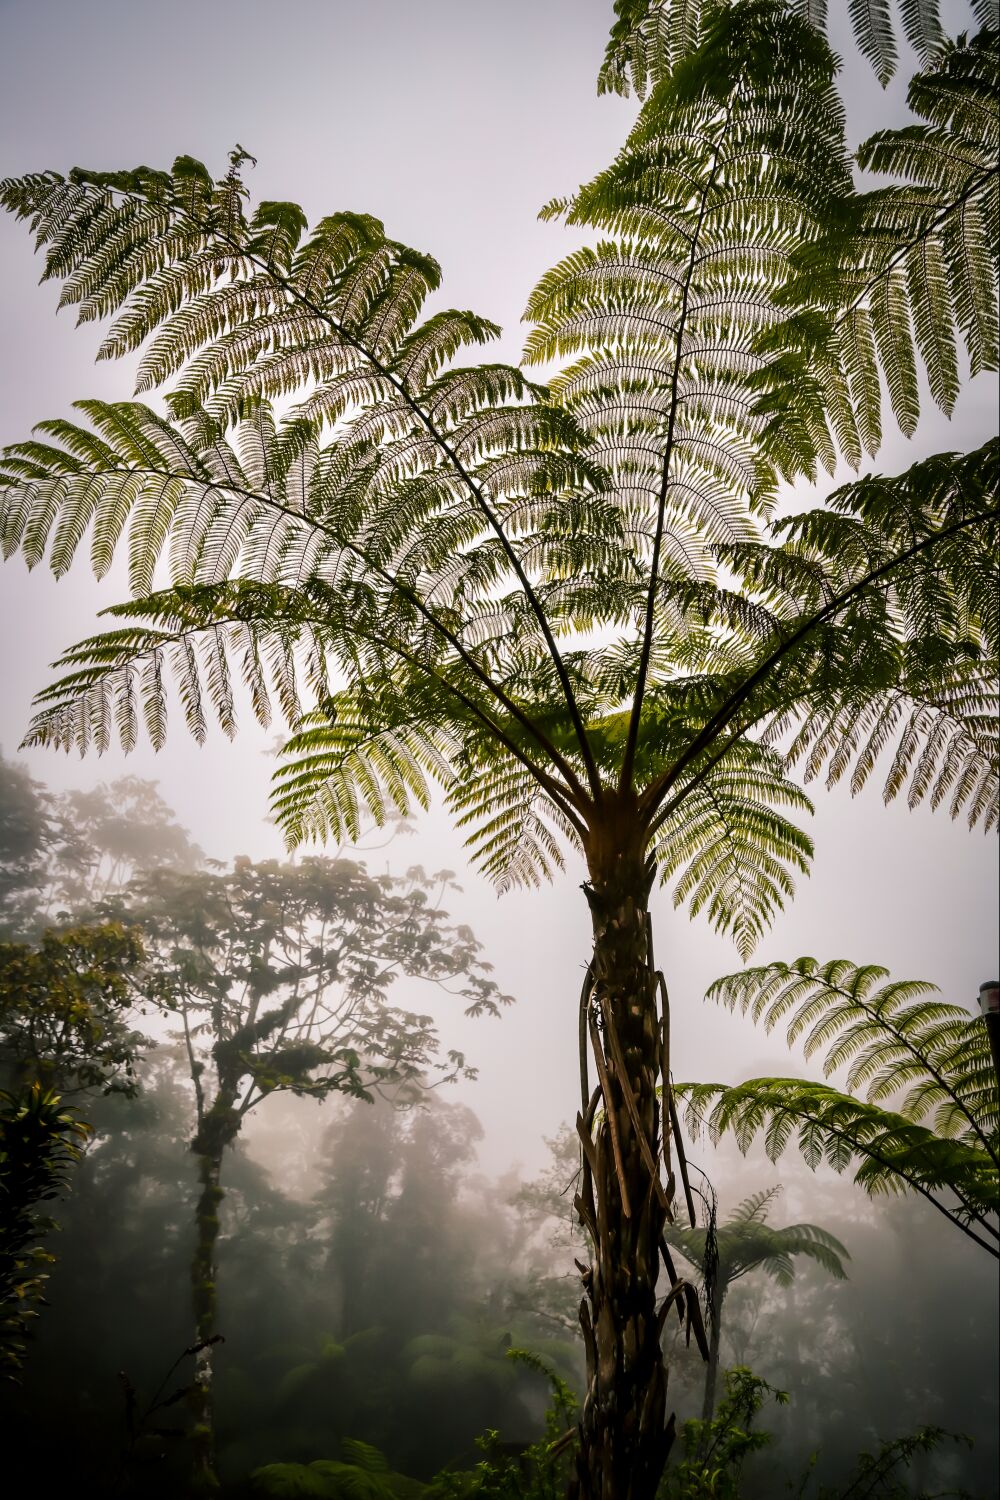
left=572, top=804, right=696, bottom=1500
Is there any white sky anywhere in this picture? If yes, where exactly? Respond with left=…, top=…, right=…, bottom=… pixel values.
left=0, top=0, right=996, bottom=1176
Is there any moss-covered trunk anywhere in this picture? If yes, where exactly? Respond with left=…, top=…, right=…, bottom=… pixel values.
left=573, top=807, right=676, bottom=1500
left=188, top=1092, right=239, bottom=1496
left=189, top=1147, right=223, bottom=1494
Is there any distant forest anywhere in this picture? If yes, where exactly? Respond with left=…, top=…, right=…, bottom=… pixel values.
left=1, top=756, right=997, bottom=1496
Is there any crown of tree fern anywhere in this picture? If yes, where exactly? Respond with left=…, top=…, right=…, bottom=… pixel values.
left=1, top=5, right=996, bottom=963
left=666, top=1183, right=849, bottom=1290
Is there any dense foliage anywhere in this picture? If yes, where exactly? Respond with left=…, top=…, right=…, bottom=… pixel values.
left=0, top=0, right=996, bottom=1494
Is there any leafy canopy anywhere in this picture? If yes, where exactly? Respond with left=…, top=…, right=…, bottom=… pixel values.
left=0, top=2, right=996, bottom=961
left=600, top=0, right=999, bottom=92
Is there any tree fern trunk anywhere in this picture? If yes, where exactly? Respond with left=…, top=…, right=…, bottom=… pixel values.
left=574, top=813, right=674, bottom=1500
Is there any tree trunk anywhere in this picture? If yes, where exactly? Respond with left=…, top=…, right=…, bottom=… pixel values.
left=573, top=808, right=676, bottom=1500
left=188, top=1084, right=242, bottom=1495
left=701, top=1292, right=724, bottom=1429
left=189, top=1146, right=224, bottom=1495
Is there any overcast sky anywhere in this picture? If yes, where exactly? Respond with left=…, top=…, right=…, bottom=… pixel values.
left=1, top=0, right=996, bottom=1175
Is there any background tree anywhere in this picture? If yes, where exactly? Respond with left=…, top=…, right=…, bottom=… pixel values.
left=0, top=6, right=996, bottom=1495
left=0, top=920, right=149, bottom=1376
left=0, top=923, right=148, bottom=1097
left=0, top=754, right=51, bottom=940
left=681, top=959, right=1000, bottom=1259
left=115, top=855, right=507, bottom=1494
left=50, top=776, right=203, bottom=913
left=664, top=1186, right=848, bottom=1426
left=0, top=749, right=202, bottom=938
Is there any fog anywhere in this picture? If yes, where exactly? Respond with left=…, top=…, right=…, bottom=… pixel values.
left=0, top=0, right=998, bottom=1494
left=0, top=753, right=996, bottom=1492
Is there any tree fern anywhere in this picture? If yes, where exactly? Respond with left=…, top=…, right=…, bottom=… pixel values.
left=680, top=956, right=999, bottom=1257
left=1, top=7, right=997, bottom=1490
left=664, top=1183, right=847, bottom=1420
left=667, top=1183, right=849, bottom=1291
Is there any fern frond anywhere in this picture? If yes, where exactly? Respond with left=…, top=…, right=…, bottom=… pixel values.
left=762, top=29, right=999, bottom=452
left=680, top=1079, right=998, bottom=1251
left=654, top=743, right=813, bottom=960
left=599, top=0, right=963, bottom=96
left=705, top=955, right=997, bottom=1147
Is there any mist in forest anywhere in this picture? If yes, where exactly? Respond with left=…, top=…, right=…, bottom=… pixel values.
left=0, top=755, right=996, bottom=1496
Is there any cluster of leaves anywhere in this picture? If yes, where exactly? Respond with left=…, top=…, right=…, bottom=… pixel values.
left=680, top=958, right=999, bottom=1255
left=0, top=916, right=151, bottom=1378
left=0, top=1084, right=88, bottom=1378
left=251, top=1438, right=425, bottom=1499
left=0, top=922, right=149, bottom=1097
left=762, top=29, right=999, bottom=462
left=659, top=1366, right=788, bottom=1498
